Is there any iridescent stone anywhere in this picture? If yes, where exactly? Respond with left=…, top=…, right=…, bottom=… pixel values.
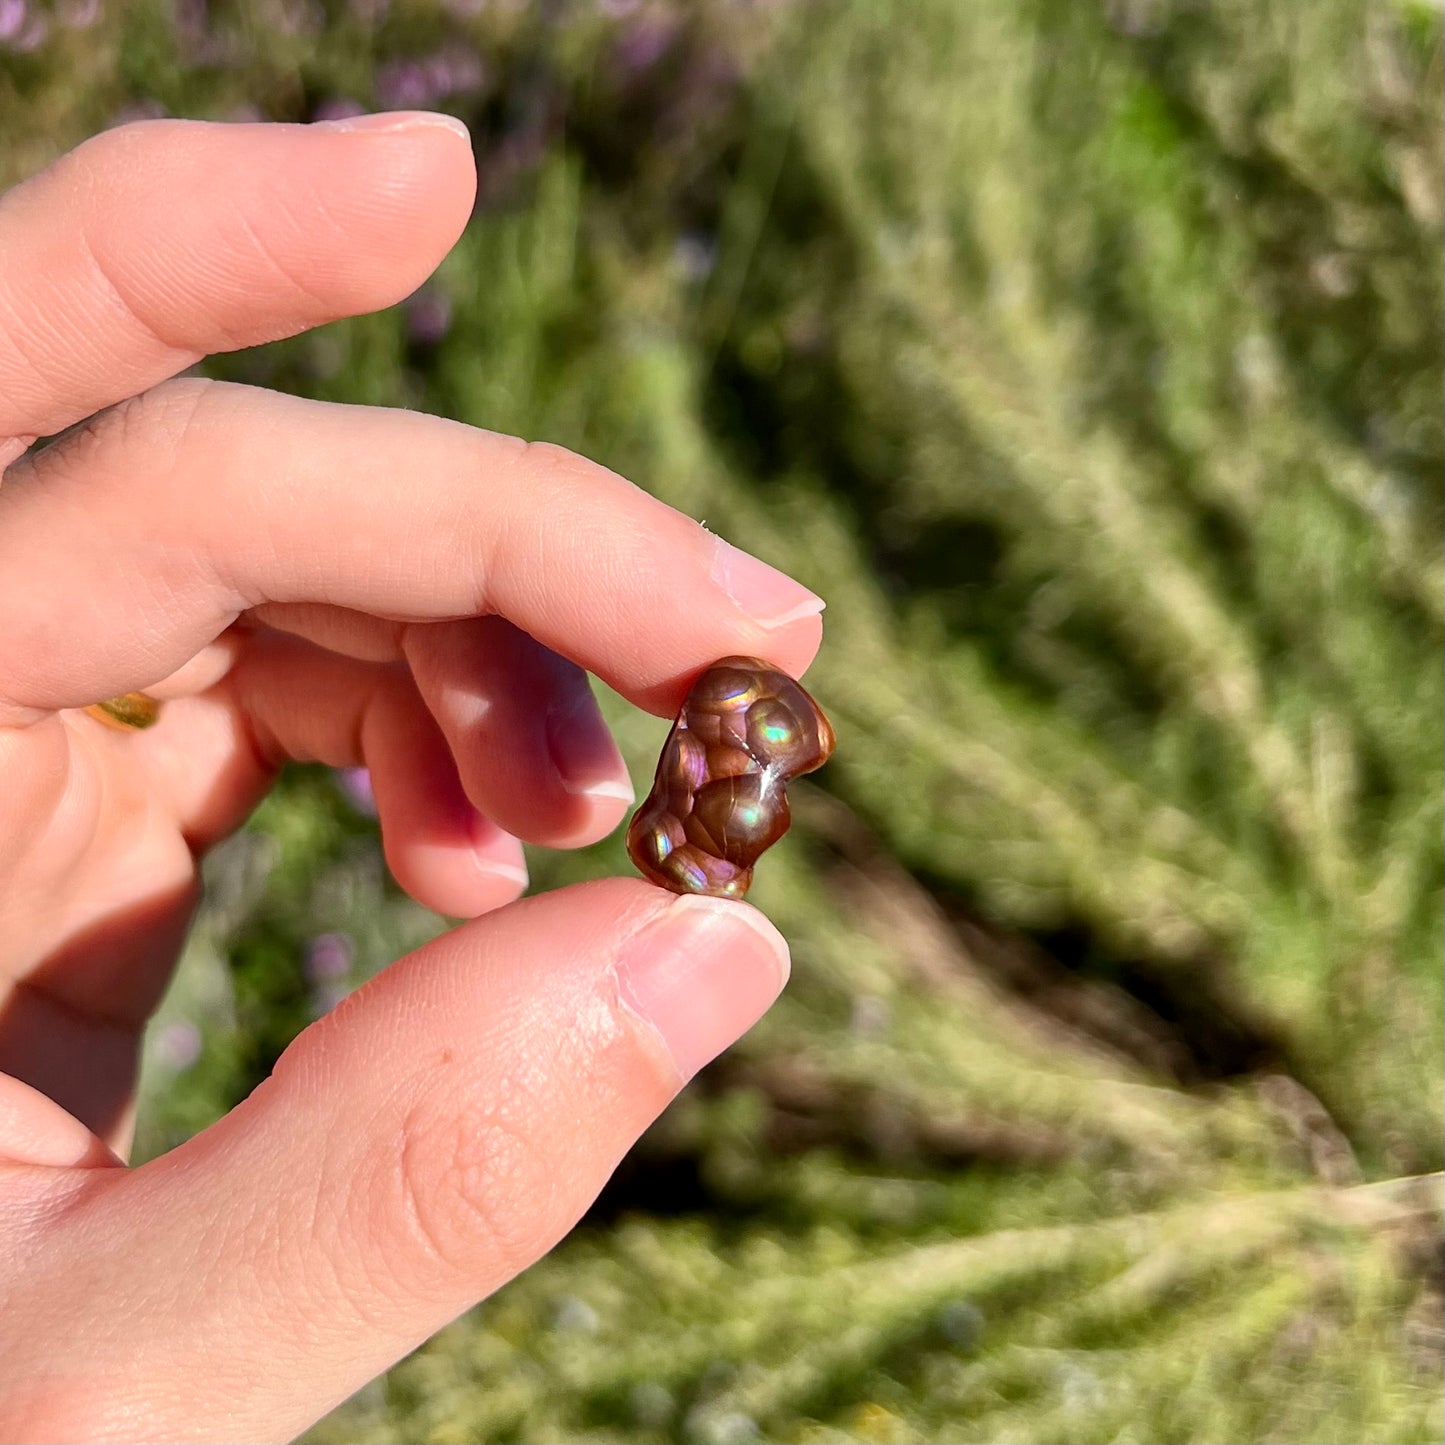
left=626, top=656, right=835, bottom=900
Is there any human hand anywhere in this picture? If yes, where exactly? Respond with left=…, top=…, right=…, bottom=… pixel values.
left=0, top=115, right=823, bottom=1442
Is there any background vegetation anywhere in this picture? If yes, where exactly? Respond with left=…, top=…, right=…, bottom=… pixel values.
left=3, top=1, right=1442, bottom=1440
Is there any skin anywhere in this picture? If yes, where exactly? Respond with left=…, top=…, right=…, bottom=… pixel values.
left=0, top=113, right=824, bottom=1443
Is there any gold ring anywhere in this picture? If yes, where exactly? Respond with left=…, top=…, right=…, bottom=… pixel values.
left=83, top=692, right=163, bottom=731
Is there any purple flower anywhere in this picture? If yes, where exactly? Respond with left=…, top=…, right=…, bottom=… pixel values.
left=305, top=932, right=354, bottom=983
left=334, top=766, right=377, bottom=816
left=376, top=46, right=486, bottom=111
left=349, top=0, right=390, bottom=23
left=173, top=0, right=207, bottom=43
left=0, top=0, right=27, bottom=42
left=660, top=43, right=741, bottom=133
left=429, top=46, right=486, bottom=97
left=312, top=96, right=368, bottom=124
left=153, top=1020, right=203, bottom=1073
left=849, top=993, right=891, bottom=1038
left=171, top=0, right=232, bottom=65
left=309, top=980, right=353, bottom=1018
left=9, top=13, right=46, bottom=49
left=270, top=0, right=322, bottom=37
left=613, top=18, right=677, bottom=79
left=674, top=233, right=717, bottom=283
left=375, top=59, right=437, bottom=110
left=0, top=0, right=45, bottom=51
left=405, top=288, right=454, bottom=347
left=58, top=0, right=101, bottom=28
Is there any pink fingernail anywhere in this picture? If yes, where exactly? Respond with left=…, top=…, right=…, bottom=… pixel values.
left=613, top=895, right=791, bottom=1082
left=545, top=703, right=635, bottom=804
left=311, top=110, right=471, bottom=142
left=475, top=857, right=529, bottom=890
left=710, top=536, right=825, bottom=630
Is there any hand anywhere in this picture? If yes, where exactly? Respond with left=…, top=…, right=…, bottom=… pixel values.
left=0, top=114, right=823, bottom=1443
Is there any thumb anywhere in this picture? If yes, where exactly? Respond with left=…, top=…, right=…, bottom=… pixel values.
left=4, top=879, right=789, bottom=1444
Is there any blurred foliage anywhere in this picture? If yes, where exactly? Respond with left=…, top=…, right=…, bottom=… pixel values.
left=3, top=0, right=1442, bottom=1441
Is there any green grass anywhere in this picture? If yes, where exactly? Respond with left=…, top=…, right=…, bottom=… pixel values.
left=4, top=1, right=1441, bottom=1441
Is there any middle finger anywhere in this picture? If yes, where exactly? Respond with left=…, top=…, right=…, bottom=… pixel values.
left=0, top=379, right=825, bottom=726
left=213, top=606, right=636, bottom=846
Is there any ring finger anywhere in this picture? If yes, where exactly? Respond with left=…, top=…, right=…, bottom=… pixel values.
left=146, top=628, right=530, bottom=918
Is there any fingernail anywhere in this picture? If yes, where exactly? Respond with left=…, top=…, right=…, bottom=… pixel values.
left=710, top=535, right=825, bottom=629
left=545, top=703, right=634, bottom=803
left=466, top=811, right=529, bottom=888
left=614, top=894, right=791, bottom=1082
left=475, top=856, right=529, bottom=890
left=312, top=110, right=471, bottom=142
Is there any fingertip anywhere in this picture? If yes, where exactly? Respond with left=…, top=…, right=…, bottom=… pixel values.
left=611, top=892, right=791, bottom=1084
left=384, top=834, right=530, bottom=919
left=541, top=698, right=637, bottom=844
left=765, top=607, right=826, bottom=686
left=0, top=116, right=480, bottom=440
left=406, top=619, right=637, bottom=851
left=537, top=791, right=635, bottom=853
left=310, top=110, right=472, bottom=143
left=358, top=662, right=528, bottom=916
left=376, top=775, right=529, bottom=918
left=0, top=1076, right=123, bottom=1170
left=271, top=114, right=478, bottom=314
left=313, top=110, right=476, bottom=244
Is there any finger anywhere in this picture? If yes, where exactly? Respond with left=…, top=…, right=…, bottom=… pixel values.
left=6, top=879, right=789, bottom=1443
left=0, top=1074, right=121, bottom=1169
left=0, top=380, right=826, bottom=724
left=365, top=692, right=530, bottom=918
left=222, top=611, right=637, bottom=847
left=183, top=630, right=529, bottom=915
left=0, top=114, right=476, bottom=443
left=406, top=617, right=634, bottom=847
left=245, top=603, right=407, bottom=663
left=139, top=635, right=245, bottom=699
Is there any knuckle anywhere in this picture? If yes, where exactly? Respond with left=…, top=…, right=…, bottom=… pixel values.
left=515, top=437, right=620, bottom=501
left=504, top=437, right=643, bottom=576
left=515, top=437, right=573, bottom=473
left=105, top=376, right=217, bottom=463
left=39, top=377, right=221, bottom=487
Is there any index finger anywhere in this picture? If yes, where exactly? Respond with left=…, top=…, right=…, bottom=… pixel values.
left=0, top=381, right=824, bottom=721
left=0, top=114, right=476, bottom=446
